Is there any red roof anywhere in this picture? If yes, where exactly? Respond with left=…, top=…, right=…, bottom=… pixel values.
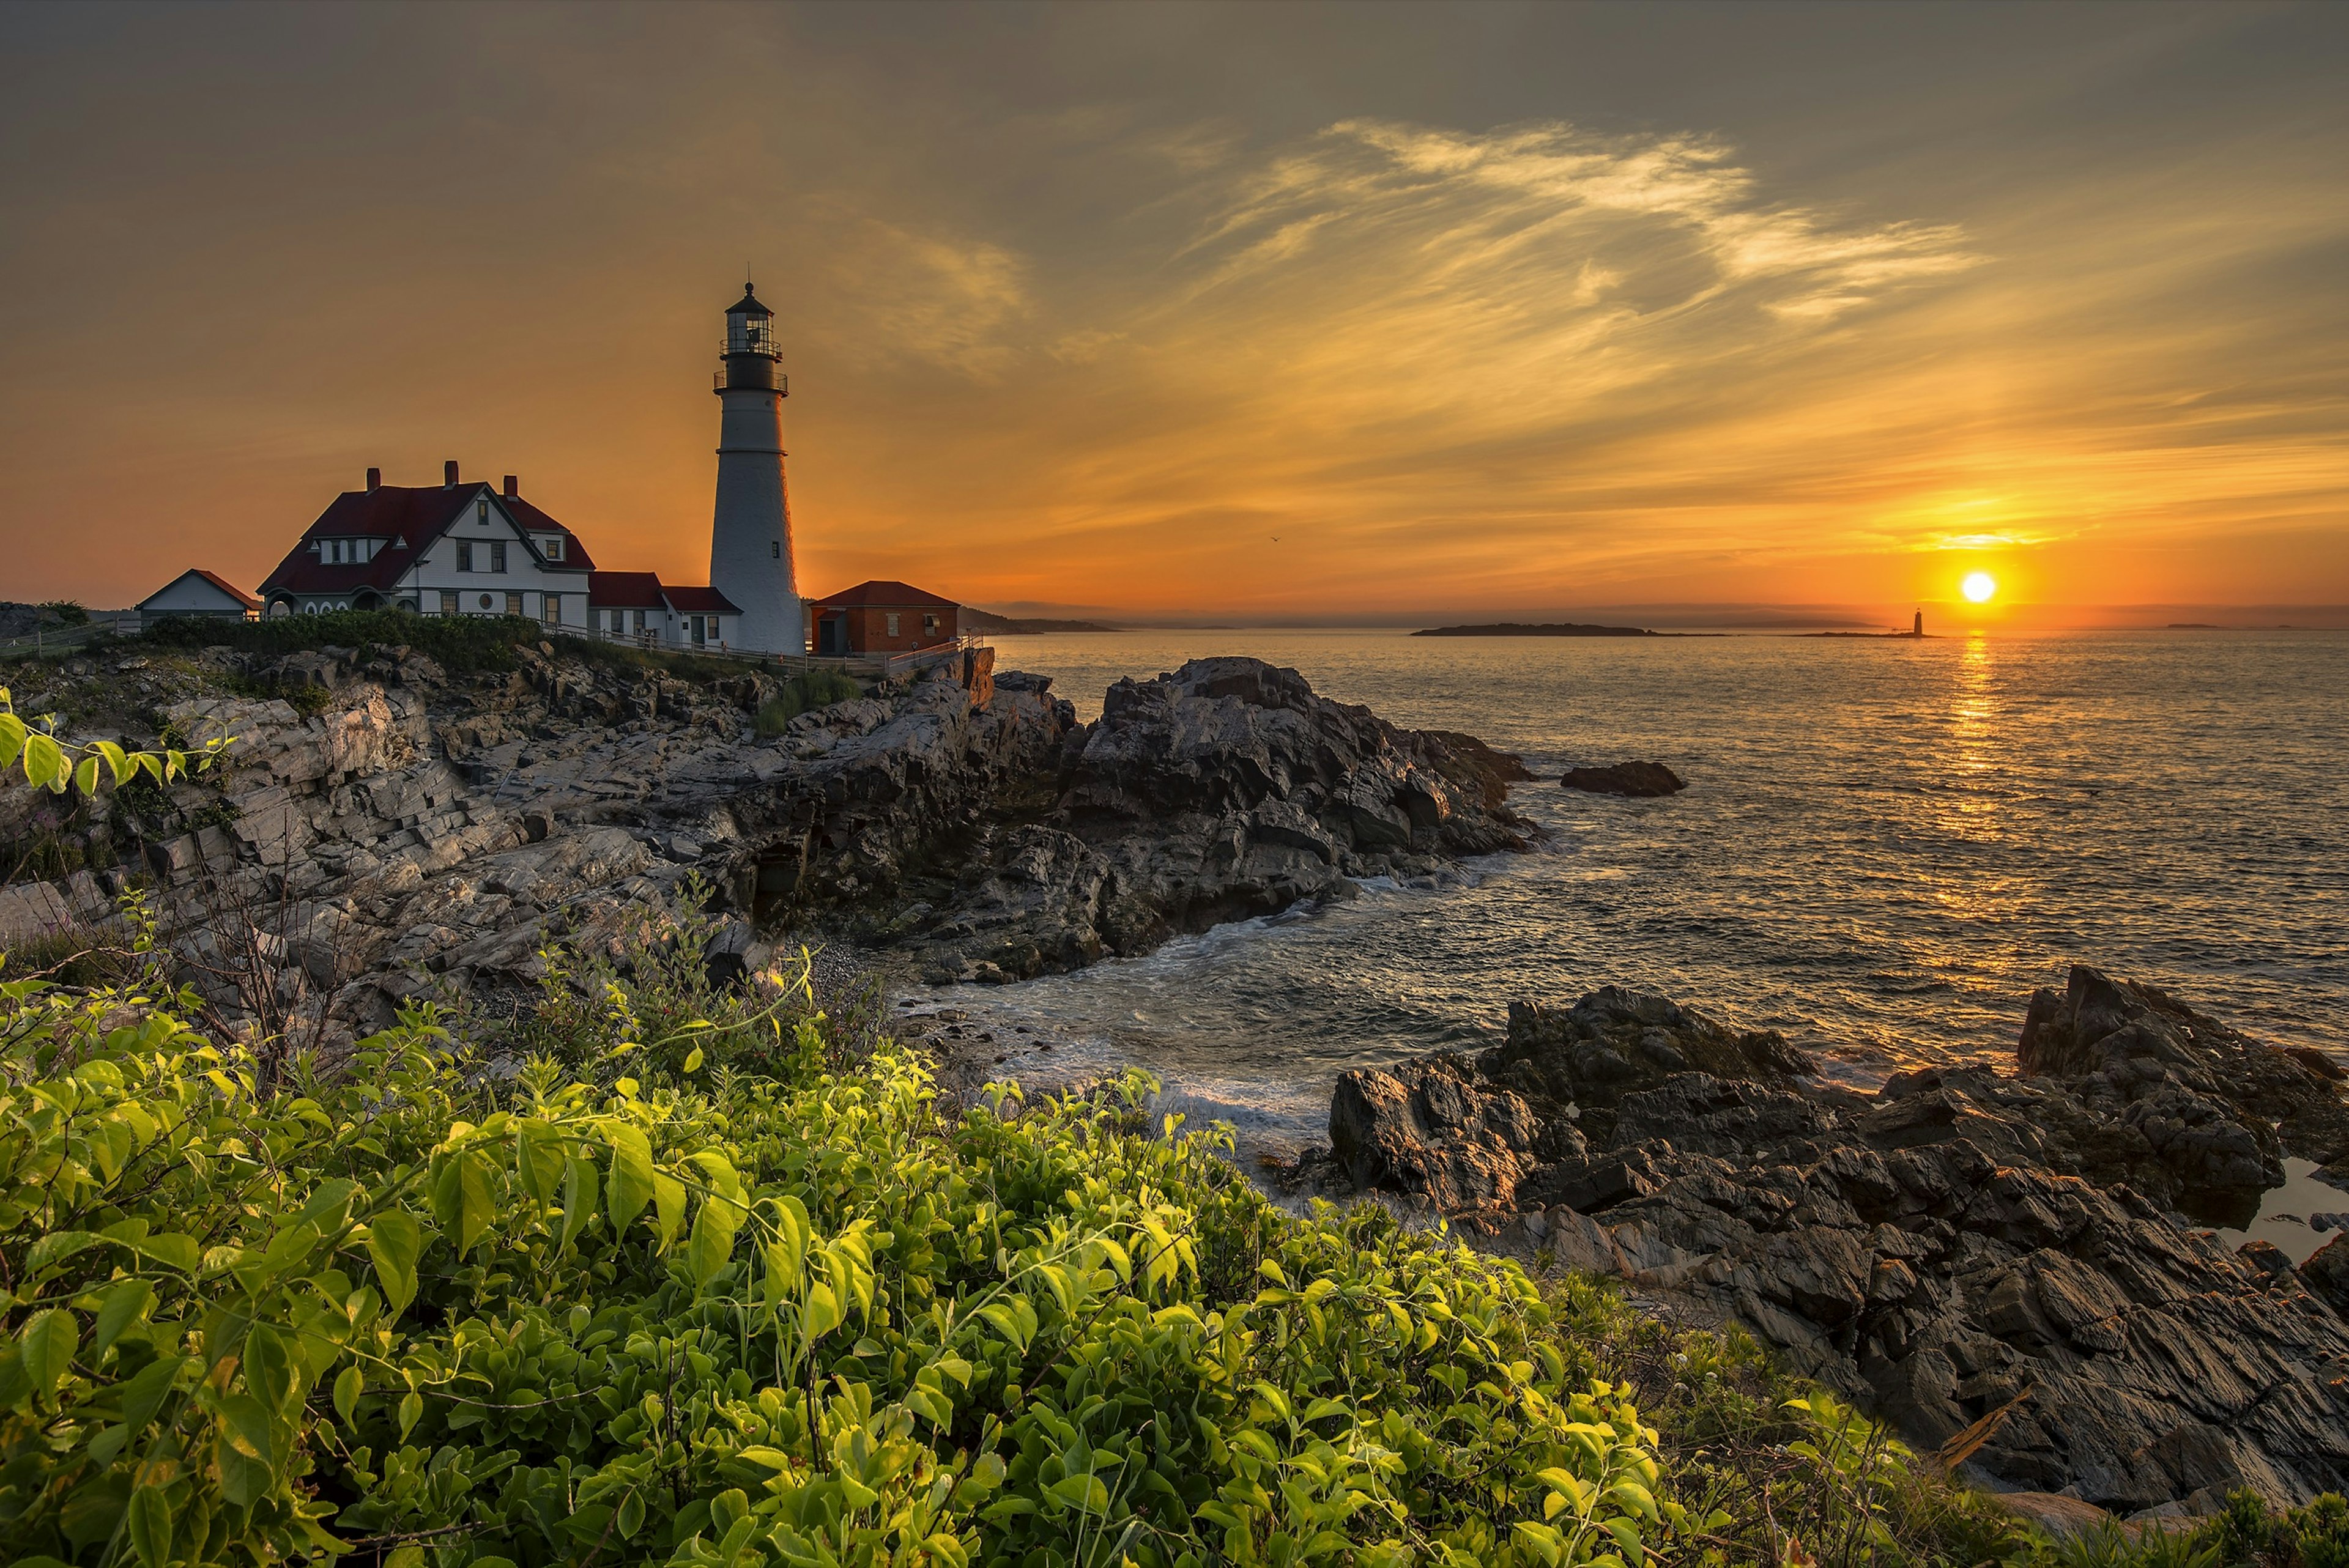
left=137, top=568, right=262, bottom=613
left=811, top=579, right=959, bottom=610
left=258, top=482, right=593, bottom=599
left=590, top=571, right=667, bottom=608
left=663, top=585, right=742, bottom=615
left=194, top=569, right=262, bottom=612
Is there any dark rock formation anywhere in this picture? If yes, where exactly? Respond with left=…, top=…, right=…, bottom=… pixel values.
left=1319, top=966, right=2349, bottom=1509
left=4, top=646, right=1532, bottom=1035
left=1559, top=761, right=1685, bottom=797
left=894, top=658, right=1531, bottom=983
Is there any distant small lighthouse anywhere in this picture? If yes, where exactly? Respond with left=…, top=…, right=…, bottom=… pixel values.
left=708, top=283, right=801, bottom=653
left=1913, top=608, right=1924, bottom=636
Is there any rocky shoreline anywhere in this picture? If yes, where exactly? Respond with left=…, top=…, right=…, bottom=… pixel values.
left=0, top=642, right=1529, bottom=1045
left=15, top=628, right=2349, bottom=1517
left=1305, top=967, right=2349, bottom=1513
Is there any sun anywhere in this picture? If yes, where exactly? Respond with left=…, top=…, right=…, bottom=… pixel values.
left=1961, top=571, right=1998, bottom=604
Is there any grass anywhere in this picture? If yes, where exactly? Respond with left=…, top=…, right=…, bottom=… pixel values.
left=754, top=667, right=869, bottom=737
left=141, top=608, right=761, bottom=684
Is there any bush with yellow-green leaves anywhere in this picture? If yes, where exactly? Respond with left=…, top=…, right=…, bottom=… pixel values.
left=0, top=930, right=1698, bottom=1568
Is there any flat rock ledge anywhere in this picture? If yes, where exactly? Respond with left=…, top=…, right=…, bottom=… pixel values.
left=1309, top=968, right=2349, bottom=1513
left=1559, top=761, right=1685, bottom=796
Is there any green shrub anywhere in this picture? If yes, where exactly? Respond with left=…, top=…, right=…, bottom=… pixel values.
left=36, top=602, right=91, bottom=628
left=755, top=668, right=867, bottom=738
left=142, top=611, right=538, bottom=675
left=0, top=913, right=1706, bottom=1568
left=143, top=610, right=768, bottom=688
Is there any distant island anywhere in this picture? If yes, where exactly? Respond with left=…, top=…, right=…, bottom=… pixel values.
left=1806, top=629, right=1933, bottom=639
left=962, top=607, right=1124, bottom=634
left=1412, top=621, right=1668, bottom=638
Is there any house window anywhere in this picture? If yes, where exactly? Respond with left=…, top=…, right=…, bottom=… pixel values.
left=456, top=542, right=473, bottom=572
left=922, top=613, right=938, bottom=635
left=477, top=499, right=489, bottom=524
left=439, top=590, right=458, bottom=616
left=506, top=591, right=524, bottom=617
left=885, top=613, right=900, bottom=637
left=546, top=537, right=565, bottom=561
left=543, top=594, right=561, bottom=626
left=478, top=593, right=494, bottom=610
left=771, top=541, right=779, bottom=558
left=633, top=610, right=646, bottom=634
left=491, top=541, right=507, bottom=573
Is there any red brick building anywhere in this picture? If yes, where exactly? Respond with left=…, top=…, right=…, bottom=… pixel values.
left=806, top=580, right=959, bottom=656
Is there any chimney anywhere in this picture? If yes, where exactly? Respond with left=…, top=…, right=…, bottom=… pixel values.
left=503, top=475, right=518, bottom=498
left=366, top=467, right=381, bottom=492
left=444, top=459, right=459, bottom=487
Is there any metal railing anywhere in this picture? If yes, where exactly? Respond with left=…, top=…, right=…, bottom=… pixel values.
left=0, top=610, right=144, bottom=659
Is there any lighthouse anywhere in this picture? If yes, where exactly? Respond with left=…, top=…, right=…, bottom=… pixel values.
left=708, top=283, right=802, bottom=653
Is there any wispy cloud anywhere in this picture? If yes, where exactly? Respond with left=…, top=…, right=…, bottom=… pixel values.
left=816, top=214, right=1032, bottom=379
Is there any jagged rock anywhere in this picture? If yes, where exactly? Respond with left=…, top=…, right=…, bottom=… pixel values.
left=2303, top=1236, right=2349, bottom=1315
left=2022, top=964, right=2348, bottom=1186
left=1328, top=1053, right=1565, bottom=1210
left=1482, top=986, right=1811, bottom=1142
left=1559, top=761, right=1685, bottom=796
left=1321, top=971, right=2349, bottom=1509
left=888, top=657, right=1529, bottom=982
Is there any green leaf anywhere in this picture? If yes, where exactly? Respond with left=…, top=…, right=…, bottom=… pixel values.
left=20, top=1309, right=78, bottom=1398
left=117, top=1354, right=186, bottom=1432
left=128, top=1486, right=172, bottom=1568
left=398, top=1388, right=423, bottom=1440
left=651, top=1171, right=686, bottom=1250
left=23, top=730, right=63, bottom=789
left=366, top=1210, right=423, bottom=1315
left=96, top=739, right=135, bottom=786
left=244, top=1322, right=295, bottom=1411
left=802, top=1281, right=843, bottom=1343
left=24, top=1229, right=102, bottom=1274
left=517, top=1123, right=565, bottom=1206
left=682, top=1045, right=703, bottom=1073
left=688, top=1193, right=743, bottom=1291
left=217, top=1391, right=276, bottom=1466
left=561, top=1155, right=598, bottom=1252
left=458, top=1149, right=495, bottom=1257
left=73, top=754, right=100, bottom=796
left=604, top=1123, right=655, bottom=1233
left=127, top=1232, right=202, bottom=1273
left=334, top=1365, right=363, bottom=1427
left=0, top=712, right=24, bottom=771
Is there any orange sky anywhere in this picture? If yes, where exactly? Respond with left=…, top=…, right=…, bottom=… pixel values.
left=2, top=3, right=2343, bottom=626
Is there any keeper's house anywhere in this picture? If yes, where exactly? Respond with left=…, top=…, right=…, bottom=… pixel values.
left=806, top=580, right=960, bottom=656
left=253, top=462, right=740, bottom=649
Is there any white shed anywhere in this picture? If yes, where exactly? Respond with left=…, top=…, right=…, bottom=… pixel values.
left=138, top=569, right=261, bottom=619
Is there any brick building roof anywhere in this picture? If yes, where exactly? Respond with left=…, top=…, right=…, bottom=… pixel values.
left=811, top=579, right=959, bottom=610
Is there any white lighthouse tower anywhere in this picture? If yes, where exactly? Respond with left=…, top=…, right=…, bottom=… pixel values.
left=708, top=283, right=802, bottom=653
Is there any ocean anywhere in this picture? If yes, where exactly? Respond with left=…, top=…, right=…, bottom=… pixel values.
left=918, top=627, right=2349, bottom=1162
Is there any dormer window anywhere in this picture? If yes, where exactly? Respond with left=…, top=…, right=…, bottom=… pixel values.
left=546, top=536, right=565, bottom=561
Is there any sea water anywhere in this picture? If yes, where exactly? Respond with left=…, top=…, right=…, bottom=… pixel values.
left=916, top=627, right=2348, bottom=1164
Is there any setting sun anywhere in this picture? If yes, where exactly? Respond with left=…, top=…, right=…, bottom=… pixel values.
left=1961, top=571, right=1998, bottom=604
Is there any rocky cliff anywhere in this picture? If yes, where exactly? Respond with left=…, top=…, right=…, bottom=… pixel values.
left=1317, top=967, right=2349, bottom=1513
left=2, top=642, right=1527, bottom=1042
